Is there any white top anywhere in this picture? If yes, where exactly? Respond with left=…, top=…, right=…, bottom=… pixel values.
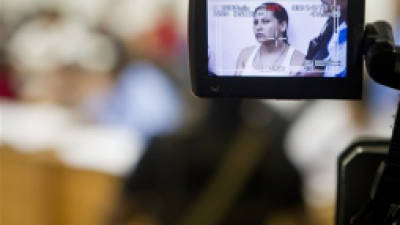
left=0, top=101, right=143, bottom=177
left=241, top=45, right=296, bottom=77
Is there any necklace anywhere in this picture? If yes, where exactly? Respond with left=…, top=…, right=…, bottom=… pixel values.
left=258, top=44, right=288, bottom=71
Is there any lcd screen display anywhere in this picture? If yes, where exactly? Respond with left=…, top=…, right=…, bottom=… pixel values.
left=208, top=0, right=348, bottom=78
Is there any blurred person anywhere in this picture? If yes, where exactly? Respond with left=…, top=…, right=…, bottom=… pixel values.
left=2, top=5, right=185, bottom=225
left=7, top=10, right=185, bottom=146
left=236, top=3, right=305, bottom=77
left=1, top=27, right=138, bottom=225
left=2, top=15, right=144, bottom=225
left=110, top=99, right=305, bottom=225
left=3, top=11, right=143, bottom=177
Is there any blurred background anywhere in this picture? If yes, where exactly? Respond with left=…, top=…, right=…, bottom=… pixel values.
left=0, top=1, right=399, bottom=225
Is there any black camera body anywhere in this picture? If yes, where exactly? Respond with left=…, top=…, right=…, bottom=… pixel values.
left=338, top=22, right=400, bottom=225
left=337, top=140, right=391, bottom=225
left=189, top=0, right=365, bottom=99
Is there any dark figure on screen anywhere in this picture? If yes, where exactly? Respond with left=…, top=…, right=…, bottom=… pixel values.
left=306, top=0, right=348, bottom=77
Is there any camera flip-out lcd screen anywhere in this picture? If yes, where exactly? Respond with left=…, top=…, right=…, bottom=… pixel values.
left=209, top=0, right=347, bottom=78
left=189, top=0, right=364, bottom=98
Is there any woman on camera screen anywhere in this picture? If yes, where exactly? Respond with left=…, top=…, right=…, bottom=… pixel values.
left=235, top=2, right=305, bottom=77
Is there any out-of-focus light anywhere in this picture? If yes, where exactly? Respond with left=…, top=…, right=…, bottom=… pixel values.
left=56, top=125, right=143, bottom=177
left=1, top=100, right=144, bottom=176
left=7, top=17, right=118, bottom=74
left=104, top=0, right=170, bottom=40
left=365, top=0, right=397, bottom=24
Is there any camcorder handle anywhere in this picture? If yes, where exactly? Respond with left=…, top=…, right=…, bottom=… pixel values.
left=350, top=21, right=400, bottom=225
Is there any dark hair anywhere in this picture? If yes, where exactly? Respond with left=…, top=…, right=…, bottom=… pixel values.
left=254, top=2, right=289, bottom=44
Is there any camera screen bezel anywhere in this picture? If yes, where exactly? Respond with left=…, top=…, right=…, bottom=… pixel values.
left=189, top=0, right=365, bottom=99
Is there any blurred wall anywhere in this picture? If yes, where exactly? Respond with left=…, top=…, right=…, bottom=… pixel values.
left=366, top=0, right=397, bottom=24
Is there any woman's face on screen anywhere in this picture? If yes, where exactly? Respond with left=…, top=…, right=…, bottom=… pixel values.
left=253, top=9, right=284, bottom=43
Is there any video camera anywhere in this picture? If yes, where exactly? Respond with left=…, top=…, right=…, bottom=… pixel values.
left=189, top=1, right=400, bottom=224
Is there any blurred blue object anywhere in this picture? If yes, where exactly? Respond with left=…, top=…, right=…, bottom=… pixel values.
left=89, top=61, right=184, bottom=146
left=367, top=78, right=398, bottom=113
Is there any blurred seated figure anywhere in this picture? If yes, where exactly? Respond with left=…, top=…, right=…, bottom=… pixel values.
left=3, top=11, right=145, bottom=176
left=111, top=99, right=305, bottom=225
left=1, top=11, right=146, bottom=225
left=5, top=10, right=185, bottom=173
left=2, top=9, right=185, bottom=225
